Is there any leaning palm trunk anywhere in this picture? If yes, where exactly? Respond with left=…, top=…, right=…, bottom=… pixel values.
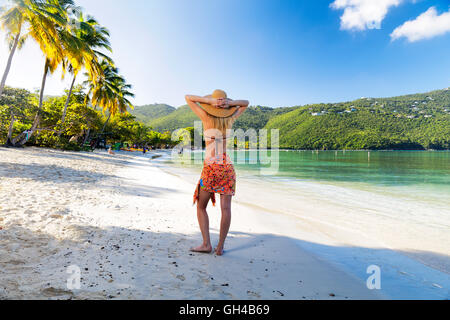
left=82, top=105, right=98, bottom=147
left=100, top=113, right=111, bottom=135
left=0, top=30, right=21, bottom=97
left=30, top=60, right=49, bottom=134
left=82, top=128, right=91, bottom=146
left=13, top=60, right=49, bottom=146
left=58, top=74, right=77, bottom=137
left=6, top=114, right=15, bottom=146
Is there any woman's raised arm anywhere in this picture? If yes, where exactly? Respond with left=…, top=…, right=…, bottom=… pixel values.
left=185, top=95, right=213, bottom=120
left=227, top=99, right=250, bottom=119
left=185, top=95, right=249, bottom=120
left=228, top=100, right=250, bottom=108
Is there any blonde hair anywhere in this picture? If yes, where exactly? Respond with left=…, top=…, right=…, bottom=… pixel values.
left=208, top=115, right=235, bottom=137
left=212, top=117, right=235, bottom=135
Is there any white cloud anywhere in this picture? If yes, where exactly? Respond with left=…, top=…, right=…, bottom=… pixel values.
left=331, top=0, right=403, bottom=31
left=391, top=7, right=450, bottom=42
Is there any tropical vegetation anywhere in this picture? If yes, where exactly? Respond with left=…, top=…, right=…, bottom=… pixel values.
left=0, top=0, right=175, bottom=150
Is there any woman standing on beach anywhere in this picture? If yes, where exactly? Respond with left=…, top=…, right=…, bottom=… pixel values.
left=185, top=90, right=249, bottom=256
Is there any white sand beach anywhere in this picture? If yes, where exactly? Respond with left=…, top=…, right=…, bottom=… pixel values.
left=0, top=147, right=384, bottom=300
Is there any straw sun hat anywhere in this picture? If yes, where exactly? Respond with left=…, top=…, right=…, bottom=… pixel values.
left=199, top=89, right=239, bottom=118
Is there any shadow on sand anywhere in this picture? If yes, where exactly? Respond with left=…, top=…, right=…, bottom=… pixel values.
left=0, top=222, right=448, bottom=300
left=0, top=151, right=176, bottom=198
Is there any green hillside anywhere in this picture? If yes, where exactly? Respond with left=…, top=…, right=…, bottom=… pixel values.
left=130, top=104, right=175, bottom=125
left=266, top=88, right=450, bottom=150
left=148, top=105, right=198, bottom=132
left=132, top=88, right=450, bottom=150
left=234, top=106, right=296, bottom=131
left=134, top=104, right=292, bottom=132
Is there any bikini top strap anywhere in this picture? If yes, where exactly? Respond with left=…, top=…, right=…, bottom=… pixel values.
left=204, top=134, right=231, bottom=141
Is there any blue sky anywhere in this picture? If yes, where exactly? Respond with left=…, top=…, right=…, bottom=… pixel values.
left=0, top=0, right=449, bottom=107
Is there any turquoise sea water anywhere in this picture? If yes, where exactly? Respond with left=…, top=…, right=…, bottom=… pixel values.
left=245, top=150, right=449, bottom=186
left=170, top=150, right=450, bottom=202
left=163, top=150, right=450, bottom=299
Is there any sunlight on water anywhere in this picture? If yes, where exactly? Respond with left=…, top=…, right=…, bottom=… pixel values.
left=169, top=150, right=450, bottom=206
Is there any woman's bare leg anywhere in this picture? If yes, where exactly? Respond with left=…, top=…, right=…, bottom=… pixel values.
left=216, top=195, right=232, bottom=256
left=191, top=190, right=213, bottom=253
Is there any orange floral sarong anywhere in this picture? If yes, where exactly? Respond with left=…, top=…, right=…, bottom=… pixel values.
left=193, top=153, right=236, bottom=207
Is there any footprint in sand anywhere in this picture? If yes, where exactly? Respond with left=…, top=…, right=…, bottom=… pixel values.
left=6, top=260, right=25, bottom=265
left=247, top=290, right=261, bottom=298
left=176, top=275, right=186, bottom=281
left=41, top=287, right=74, bottom=298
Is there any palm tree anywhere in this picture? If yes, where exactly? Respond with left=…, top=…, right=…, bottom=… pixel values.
left=10, top=0, right=76, bottom=145
left=108, top=77, right=134, bottom=116
left=4, top=0, right=70, bottom=146
left=100, top=78, right=134, bottom=134
left=3, top=1, right=132, bottom=147
left=0, top=0, right=45, bottom=96
left=59, top=12, right=112, bottom=134
left=30, top=0, right=77, bottom=130
left=82, top=60, right=134, bottom=145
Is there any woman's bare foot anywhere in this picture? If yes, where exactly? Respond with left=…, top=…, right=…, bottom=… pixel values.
left=190, top=244, right=212, bottom=254
left=214, top=246, right=225, bottom=256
